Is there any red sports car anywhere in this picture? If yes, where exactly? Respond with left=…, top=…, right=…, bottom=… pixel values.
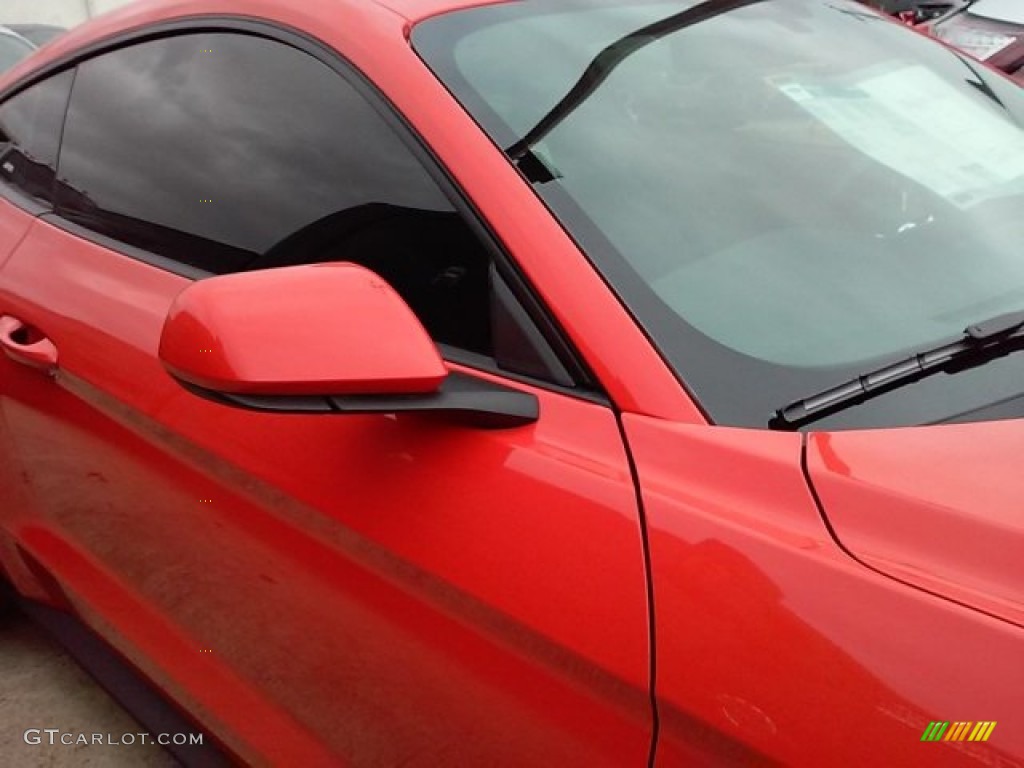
left=1, top=0, right=1022, bottom=765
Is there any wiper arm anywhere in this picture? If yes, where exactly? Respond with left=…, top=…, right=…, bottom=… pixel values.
left=770, top=309, right=1024, bottom=430
left=505, top=0, right=770, bottom=163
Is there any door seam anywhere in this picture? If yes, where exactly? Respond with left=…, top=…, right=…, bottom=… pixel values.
left=614, top=412, right=660, bottom=768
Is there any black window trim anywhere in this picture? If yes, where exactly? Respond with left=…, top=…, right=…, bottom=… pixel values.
left=0, top=16, right=607, bottom=404
left=0, top=179, right=49, bottom=216
left=40, top=212, right=211, bottom=280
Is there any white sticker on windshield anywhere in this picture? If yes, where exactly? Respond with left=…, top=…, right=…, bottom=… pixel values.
left=772, top=64, right=1024, bottom=209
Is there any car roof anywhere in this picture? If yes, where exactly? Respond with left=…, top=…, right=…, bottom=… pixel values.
left=372, top=0, right=507, bottom=21
left=73, top=0, right=504, bottom=33
left=0, top=0, right=509, bottom=91
left=17, top=0, right=510, bottom=51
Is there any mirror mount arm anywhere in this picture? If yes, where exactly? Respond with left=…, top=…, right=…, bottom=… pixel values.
left=181, top=372, right=539, bottom=430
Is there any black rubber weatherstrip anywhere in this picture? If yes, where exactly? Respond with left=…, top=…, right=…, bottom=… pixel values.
left=613, top=413, right=661, bottom=768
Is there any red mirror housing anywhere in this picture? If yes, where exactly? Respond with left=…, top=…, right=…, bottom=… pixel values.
left=159, top=263, right=447, bottom=396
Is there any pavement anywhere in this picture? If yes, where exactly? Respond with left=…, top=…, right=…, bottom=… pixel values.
left=0, top=607, right=178, bottom=767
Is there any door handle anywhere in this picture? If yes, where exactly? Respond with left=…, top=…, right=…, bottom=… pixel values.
left=0, top=315, right=58, bottom=372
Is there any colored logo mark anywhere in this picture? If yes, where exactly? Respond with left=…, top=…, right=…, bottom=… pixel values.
left=921, top=721, right=997, bottom=742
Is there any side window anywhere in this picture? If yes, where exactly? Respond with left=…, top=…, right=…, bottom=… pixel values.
left=57, top=33, right=492, bottom=356
left=0, top=69, right=74, bottom=206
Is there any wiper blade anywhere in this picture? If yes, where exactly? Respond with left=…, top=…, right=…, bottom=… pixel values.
left=770, top=309, right=1024, bottom=430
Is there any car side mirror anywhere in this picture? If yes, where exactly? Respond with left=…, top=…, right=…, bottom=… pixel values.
left=159, top=263, right=538, bottom=428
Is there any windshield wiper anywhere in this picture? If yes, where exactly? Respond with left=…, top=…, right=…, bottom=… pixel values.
left=505, top=0, right=770, bottom=163
left=770, top=309, right=1024, bottom=430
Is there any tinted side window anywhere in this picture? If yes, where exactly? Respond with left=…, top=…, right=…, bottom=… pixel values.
left=57, top=32, right=491, bottom=353
left=0, top=69, right=74, bottom=205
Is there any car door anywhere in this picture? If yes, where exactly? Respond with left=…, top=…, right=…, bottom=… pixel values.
left=0, top=68, right=74, bottom=594
left=0, top=28, right=653, bottom=766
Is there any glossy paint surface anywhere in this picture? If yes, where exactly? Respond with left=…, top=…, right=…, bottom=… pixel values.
left=0, top=216, right=653, bottom=765
left=0, top=1, right=1021, bottom=766
left=806, top=423, right=1024, bottom=626
left=160, top=263, right=448, bottom=395
left=625, top=414, right=1024, bottom=766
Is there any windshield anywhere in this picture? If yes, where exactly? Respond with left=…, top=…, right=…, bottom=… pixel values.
left=415, top=0, right=1024, bottom=429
